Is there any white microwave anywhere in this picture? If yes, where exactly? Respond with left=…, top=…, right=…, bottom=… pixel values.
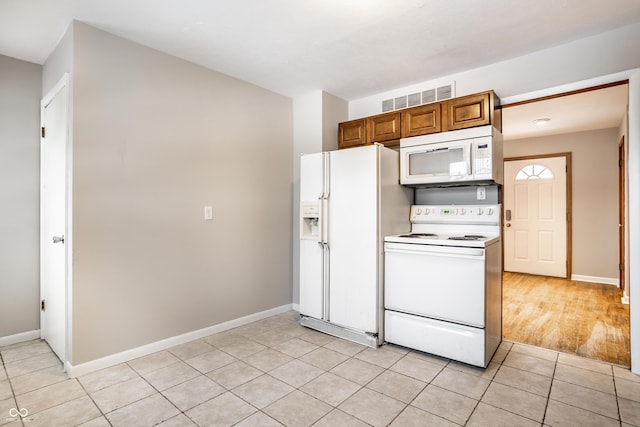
left=400, top=125, right=503, bottom=186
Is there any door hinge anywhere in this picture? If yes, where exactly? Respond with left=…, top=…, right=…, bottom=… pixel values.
left=619, top=159, right=623, bottom=167
left=41, top=300, right=45, bottom=311
left=619, top=263, right=624, bottom=271
left=41, top=126, right=45, bottom=138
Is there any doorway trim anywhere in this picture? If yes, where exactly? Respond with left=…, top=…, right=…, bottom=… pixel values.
left=40, top=73, right=71, bottom=370
left=619, top=136, right=628, bottom=300
left=501, top=73, right=637, bottom=375
left=504, top=152, right=572, bottom=278
left=502, top=81, right=628, bottom=109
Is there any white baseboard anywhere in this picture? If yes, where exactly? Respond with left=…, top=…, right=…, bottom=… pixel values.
left=622, top=295, right=630, bottom=305
left=571, top=274, right=619, bottom=286
left=66, top=303, right=294, bottom=378
left=0, top=330, right=41, bottom=347
left=292, top=303, right=300, bottom=312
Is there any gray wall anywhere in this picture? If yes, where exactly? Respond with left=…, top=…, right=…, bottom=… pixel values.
left=0, top=55, right=42, bottom=339
left=46, top=22, right=294, bottom=365
left=504, top=128, right=620, bottom=280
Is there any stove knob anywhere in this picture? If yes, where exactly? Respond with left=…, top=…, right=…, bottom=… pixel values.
left=477, top=208, right=484, bottom=215
left=424, top=208, right=430, bottom=215
left=486, top=208, right=494, bottom=215
left=416, top=208, right=422, bottom=215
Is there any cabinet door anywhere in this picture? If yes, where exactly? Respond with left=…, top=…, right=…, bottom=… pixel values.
left=443, top=92, right=491, bottom=131
left=338, top=119, right=367, bottom=149
left=366, top=112, right=401, bottom=144
left=402, top=103, right=441, bottom=137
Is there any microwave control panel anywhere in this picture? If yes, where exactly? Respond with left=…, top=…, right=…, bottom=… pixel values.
left=473, top=138, right=492, bottom=176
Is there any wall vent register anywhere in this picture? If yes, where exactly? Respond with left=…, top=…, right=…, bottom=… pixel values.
left=382, top=82, right=455, bottom=112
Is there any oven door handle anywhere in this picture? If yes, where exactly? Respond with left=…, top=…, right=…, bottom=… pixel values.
left=385, top=243, right=484, bottom=258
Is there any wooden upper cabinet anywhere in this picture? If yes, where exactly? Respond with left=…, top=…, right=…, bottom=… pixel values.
left=366, top=111, right=401, bottom=145
left=442, top=91, right=501, bottom=131
left=338, top=119, right=367, bottom=149
left=338, top=90, right=501, bottom=149
left=402, top=103, right=441, bottom=138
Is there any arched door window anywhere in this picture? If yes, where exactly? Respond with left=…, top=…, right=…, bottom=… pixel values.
left=515, top=164, right=554, bottom=180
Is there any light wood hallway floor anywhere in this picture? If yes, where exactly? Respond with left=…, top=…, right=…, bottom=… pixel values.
left=502, top=272, right=630, bottom=367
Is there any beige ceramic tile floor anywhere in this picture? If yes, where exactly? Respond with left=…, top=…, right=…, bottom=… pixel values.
left=1, top=311, right=639, bottom=426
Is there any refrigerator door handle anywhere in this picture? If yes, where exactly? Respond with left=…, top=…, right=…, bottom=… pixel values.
left=321, top=199, right=328, bottom=246
left=319, top=152, right=326, bottom=200
left=322, top=242, right=330, bottom=321
left=324, top=152, right=331, bottom=199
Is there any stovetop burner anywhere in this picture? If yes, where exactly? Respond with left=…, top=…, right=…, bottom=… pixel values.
left=398, top=233, right=438, bottom=238
left=448, top=235, right=486, bottom=241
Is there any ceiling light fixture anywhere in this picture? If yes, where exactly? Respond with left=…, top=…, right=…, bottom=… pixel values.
left=533, top=118, right=551, bottom=126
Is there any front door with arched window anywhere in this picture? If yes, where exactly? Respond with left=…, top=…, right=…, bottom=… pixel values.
left=503, top=155, right=568, bottom=277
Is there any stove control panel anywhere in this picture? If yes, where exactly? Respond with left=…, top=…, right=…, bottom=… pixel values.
left=411, top=205, right=500, bottom=224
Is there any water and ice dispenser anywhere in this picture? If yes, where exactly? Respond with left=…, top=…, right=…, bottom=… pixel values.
left=300, top=201, right=321, bottom=240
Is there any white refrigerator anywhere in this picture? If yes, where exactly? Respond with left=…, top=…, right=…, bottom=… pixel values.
left=299, top=144, right=412, bottom=347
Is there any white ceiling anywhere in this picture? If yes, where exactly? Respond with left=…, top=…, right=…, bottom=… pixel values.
left=0, top=0, right=636, bottom=140
left=503, top=84, right=629, bottom=141
left=2, top=0, right=640, bottom=101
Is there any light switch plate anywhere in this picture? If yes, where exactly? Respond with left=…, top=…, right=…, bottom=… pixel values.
left=204, top=206, right=213, bottom=220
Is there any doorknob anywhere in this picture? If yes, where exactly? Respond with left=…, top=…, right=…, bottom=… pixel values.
left=505, top=223, right=511, bottom=228
left=52, top=235, right=65, bottom=244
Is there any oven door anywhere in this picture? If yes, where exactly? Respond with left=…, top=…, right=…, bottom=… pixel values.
left=400, top=141, right=472, bottom=186
left=384, top=242, right=485, bottom=327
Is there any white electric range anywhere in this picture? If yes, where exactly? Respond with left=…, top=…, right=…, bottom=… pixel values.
left=383, top=204, right=503, bottom=367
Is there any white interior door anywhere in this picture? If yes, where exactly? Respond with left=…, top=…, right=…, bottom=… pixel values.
left=40, top=75, right=69, bottom=363
left=504, top=157, right=567, bottom=277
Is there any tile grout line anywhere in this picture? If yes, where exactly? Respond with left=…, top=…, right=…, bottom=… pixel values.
left=75, top=376, right=114, bottom=426
left=611, top=365, right=623, bottom=426
left=125, top=355, right=233, bottom=426
left=395, top=353, right=449, bottom=426
left=223, top=326, right=322, bottom=426
left=462, top=358, right=501, bottom=427
left=143, top=328, right=337, bottom=425
left=545, top=351, right=626, bottom=425
left=1, top=350, right=24, bottom=427
left=2, top=348, right=33, bottom=427
left=539, top=347, right=559, bottom=426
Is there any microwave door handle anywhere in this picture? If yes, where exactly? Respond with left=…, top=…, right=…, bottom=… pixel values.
left=416, top=147, right=449, bottom=155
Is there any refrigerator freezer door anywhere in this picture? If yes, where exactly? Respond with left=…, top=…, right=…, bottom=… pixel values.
left=299, top=152, right=324, bottom=320
left=328, top=145, right=379, bottom=333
